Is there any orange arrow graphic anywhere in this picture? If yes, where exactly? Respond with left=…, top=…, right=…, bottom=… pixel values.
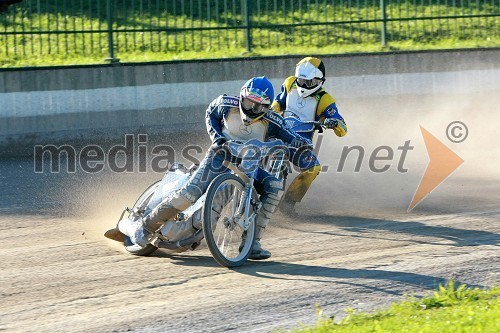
left=408, top=126, right=464, bottom=211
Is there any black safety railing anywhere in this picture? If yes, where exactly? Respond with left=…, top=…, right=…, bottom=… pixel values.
left=1, top=0, right=499, bottom=64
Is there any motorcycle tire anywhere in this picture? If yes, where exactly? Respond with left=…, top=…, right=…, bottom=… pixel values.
left=203, top=173, right=256, bottom=268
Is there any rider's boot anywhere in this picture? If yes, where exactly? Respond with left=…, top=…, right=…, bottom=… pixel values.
left=279, top=165, right=320, bottom=217
left=119, top=195, right=192, bottom=246
left=118, top=217, right=150, bottom=247
left=249, top=223, right=272, bottom=260
left=248, top=186, right=283, bottom=260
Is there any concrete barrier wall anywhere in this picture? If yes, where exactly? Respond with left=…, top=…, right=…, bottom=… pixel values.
left=1, top=48, right=499, bottom=155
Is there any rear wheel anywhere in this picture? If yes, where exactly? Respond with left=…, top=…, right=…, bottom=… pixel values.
left=203, top=173, right=256, bottom=268
left=123, top=181, right=160, bottom=256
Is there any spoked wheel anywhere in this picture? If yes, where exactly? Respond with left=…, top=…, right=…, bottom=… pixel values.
left=123, top=181, right=160, bottom=256
left=203, top=173, right=256, bottom=268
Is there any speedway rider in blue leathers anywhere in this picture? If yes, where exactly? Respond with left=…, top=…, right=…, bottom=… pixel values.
left=110, top=76, right=310, bottom=260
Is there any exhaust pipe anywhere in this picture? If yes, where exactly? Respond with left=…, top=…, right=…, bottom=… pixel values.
left=156, top=229, right=204, bottom=250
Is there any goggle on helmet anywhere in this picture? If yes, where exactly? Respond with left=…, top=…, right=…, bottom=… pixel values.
left=239, top=76, right=274, bottom=124
left=241, top=88, right=271, bottom=116
left=295, top=57, right=326, bottom=98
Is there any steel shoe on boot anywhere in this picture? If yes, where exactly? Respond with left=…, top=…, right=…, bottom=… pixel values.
left=118, top=217, right=152, bottom=247
left=249, top=241, right=271, bottom=260
left=104, top=227, right=125, bottom=242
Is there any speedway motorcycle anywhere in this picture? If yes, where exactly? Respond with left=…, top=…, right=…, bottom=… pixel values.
left=110, top=138, right=288, bottom=268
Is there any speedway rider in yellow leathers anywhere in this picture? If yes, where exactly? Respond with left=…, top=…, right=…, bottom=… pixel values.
left=107, top=76, right=310, bottom=260
left=272, top=57, right=347, bottom=215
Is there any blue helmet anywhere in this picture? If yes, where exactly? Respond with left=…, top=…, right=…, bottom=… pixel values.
left=239, top=76, right=274, bottom=125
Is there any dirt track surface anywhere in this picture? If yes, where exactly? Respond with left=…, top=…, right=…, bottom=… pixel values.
left=2, top=91, right=500, bottom=332
left=1, top=206, right=499, bottom=332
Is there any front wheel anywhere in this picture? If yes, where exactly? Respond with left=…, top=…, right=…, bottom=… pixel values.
left=203, top=173, right=256, bottom=268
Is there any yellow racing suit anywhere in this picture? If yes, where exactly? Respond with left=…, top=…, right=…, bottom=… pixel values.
left=272, top=76, right=347, bottom=204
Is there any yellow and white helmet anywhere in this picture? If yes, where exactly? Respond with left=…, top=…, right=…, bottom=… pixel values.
left=294, top=57, right=326, bottom=98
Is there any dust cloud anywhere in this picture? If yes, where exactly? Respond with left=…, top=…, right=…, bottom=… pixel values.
left=300, top=89, right=500, bottom=217
left=65, top=132, right=211, bottom=239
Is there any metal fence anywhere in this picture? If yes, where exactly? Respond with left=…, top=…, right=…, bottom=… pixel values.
left=1, top=0, right=499, bottom=63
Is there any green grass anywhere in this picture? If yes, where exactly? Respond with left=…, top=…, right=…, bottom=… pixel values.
left=3, top=38, right=497, bottom=68
left=0, top=0, right=499, bottom=67
left=292, top=281, right=500, bottom=333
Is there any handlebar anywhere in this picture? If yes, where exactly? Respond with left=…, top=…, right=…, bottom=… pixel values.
left=282, top=113, right=329, bottom=132
left=221, top=139, right=289, bottom=175
left=299, top=120, right=325, bottom=126
left=224, top=138, right=287, bottom=154
left=222, top=139, right=313, bottom=159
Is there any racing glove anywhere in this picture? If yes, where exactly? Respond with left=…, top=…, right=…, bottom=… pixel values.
left=323, top=118, right=339, bottom=129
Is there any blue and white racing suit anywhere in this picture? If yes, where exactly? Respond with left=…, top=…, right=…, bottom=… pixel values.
left=143, top=95, right=309, bottom=240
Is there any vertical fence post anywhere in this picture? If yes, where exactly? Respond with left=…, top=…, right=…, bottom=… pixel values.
left=380, top=0, right=387, bottom=46
left=243, top=0, right=252, bottom=53
left=106, top=0, right=119, bottom=62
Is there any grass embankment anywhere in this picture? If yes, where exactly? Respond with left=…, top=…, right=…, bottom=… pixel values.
left=0, top=1, right=499, bottom=67
left=294, top=281, right=500, bottom=333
